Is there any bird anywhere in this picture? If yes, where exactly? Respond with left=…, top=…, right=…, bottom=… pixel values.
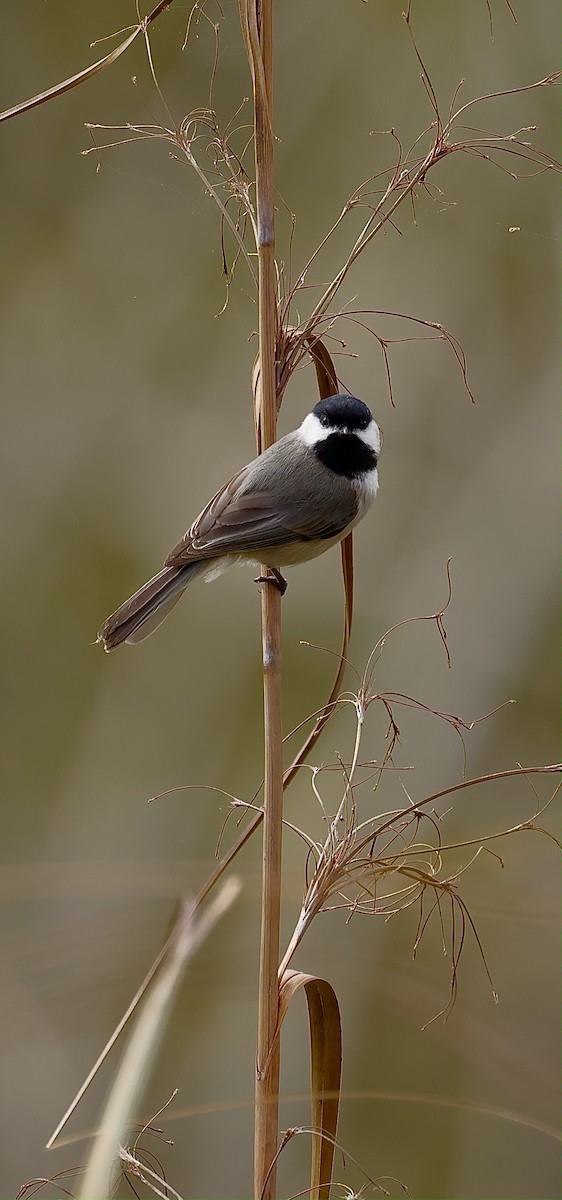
left=97, top=392, right=381, bottom=651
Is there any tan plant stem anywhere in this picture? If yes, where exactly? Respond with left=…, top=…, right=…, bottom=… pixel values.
left=256, top=588, right=283, bottom=1200
left=241, top=2, right=284, bottom=1196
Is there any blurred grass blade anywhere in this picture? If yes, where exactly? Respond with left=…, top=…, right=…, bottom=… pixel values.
left=78, top=880, right=240, bottom=1200
left=278, top=969, right=342, bottom=1200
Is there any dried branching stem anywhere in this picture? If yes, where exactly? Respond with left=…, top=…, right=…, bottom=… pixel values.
left=21, top=10, right=557, bottom=1183
left=0, top=0, right=177, bottom=125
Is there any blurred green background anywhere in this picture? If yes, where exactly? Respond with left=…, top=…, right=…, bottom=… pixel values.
left=1, top=3, right=559, bottom=1197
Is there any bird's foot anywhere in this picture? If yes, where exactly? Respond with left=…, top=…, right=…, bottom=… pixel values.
left=254, top=568, right=288, bottom=596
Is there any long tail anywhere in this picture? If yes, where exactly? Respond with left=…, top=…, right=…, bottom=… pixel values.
left=97, top=561, right=207, bottom=651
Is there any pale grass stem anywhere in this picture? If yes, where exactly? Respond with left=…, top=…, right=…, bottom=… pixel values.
left=78, top=880, right=240, bottom=1200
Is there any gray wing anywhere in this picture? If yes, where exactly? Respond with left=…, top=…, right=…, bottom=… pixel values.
left=165, top=436, right=358, bottom=567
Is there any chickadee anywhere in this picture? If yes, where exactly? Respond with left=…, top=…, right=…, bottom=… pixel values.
left=97, top=392, right=381, bottom=651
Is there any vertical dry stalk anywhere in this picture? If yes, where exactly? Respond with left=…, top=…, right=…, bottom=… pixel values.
left=243, top=2, right=283, bottom=1197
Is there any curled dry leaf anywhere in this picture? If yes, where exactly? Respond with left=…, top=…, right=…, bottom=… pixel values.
left=277, top=970, right=342, bottom=1200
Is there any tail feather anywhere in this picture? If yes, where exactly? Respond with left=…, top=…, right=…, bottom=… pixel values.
left=124, top=586, right=186, bottom=645
left=97, top=562, right=205, bottom=651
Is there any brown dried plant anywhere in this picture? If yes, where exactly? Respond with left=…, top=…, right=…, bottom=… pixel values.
left=3, top=4, right=559, bottom=1199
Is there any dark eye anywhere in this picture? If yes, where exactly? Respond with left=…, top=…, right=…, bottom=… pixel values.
left=320, top=414, right=330, bottom=427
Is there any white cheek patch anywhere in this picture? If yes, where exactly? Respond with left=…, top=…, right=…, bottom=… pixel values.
left=298, top=412, right=330, bottom=446
left=358, top=420, right=382, bottom=454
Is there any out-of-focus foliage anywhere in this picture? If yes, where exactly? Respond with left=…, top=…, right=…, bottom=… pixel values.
left=1, top=3, right=558, bottom=1197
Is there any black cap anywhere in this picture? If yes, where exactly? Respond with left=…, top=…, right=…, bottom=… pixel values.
left=313, top=393, right=372, bottom=431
